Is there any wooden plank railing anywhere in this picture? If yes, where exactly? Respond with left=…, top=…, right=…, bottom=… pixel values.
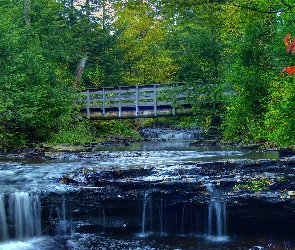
left=76, top=83, right=194, bottom=119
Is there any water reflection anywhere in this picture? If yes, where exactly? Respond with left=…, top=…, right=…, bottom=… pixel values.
left=98, top=140, right=278, bottom=161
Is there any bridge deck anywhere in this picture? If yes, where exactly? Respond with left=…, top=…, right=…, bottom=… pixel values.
left=76, top=84, right=197, bottom=119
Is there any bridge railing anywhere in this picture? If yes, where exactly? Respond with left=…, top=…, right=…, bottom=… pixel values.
left=76, top=83, right=194, bottom=119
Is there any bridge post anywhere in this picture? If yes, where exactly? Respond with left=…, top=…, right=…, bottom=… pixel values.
left=135, top=86, right=139, bottom=116
left=118, top=86, right=122, bottom=118
left=153, top=84, right=157, bottom=116
left=86, top=89, right=90, bottom=118
left=102, top=88, right=106, bottom=117
left=172, top=83, right=176, bottom=116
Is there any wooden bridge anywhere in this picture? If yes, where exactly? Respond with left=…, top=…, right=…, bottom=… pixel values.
left=76, top=83, right=201, bottom=119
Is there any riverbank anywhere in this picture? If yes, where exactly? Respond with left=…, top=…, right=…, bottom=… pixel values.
left=0, top=128, right=284, bottom=159
left=0, top=127, right=199, bottom=159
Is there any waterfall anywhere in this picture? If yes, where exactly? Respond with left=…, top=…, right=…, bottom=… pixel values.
left=141, top=192, right=148, bottom=235
left=55, top=194, right=73, bottom=236
left=6, top=192, right=41, bottom=240
left=205, top=184, right=227, bottom=240
left=156, top=192, right=169, bottom=237
left=98, top=207, right=106, bottom=233
left=180, top=204, right=186, bottom=235
left=207, top=196, right=227, bottom=238
left=158, top=203, right=163, bottom=235
left=140, top=190, right=152, bottom=237
left=102, top=207, right=106, bottom=233
left=139, top=128, right=200, bottom=140
left=0, top=195, right=9, bottom=241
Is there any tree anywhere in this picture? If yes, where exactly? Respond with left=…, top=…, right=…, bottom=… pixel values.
left=159, top=0, right=229, bottom=132
left=265, top=29, right=295, bottom=146
left=221, top=4, right=278, bottom=142
left=112, top=0, right=178, bottom=85
left=281, top=33, right=295, bottom=75
left=0, top=0, right=82, bottom=148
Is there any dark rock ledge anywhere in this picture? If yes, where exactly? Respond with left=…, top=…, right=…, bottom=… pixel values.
left=54, top=156, right=295, bottom=211
left=2, top=142, right=295, bottom=210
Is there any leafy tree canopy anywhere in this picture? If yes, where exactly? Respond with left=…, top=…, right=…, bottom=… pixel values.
left=2, top=0, right=295, bottom=148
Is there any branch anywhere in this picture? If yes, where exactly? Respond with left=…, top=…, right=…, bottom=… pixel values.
left=232, top=0, right=295, bottom=14
left=280, top=0, right=293, bottom=8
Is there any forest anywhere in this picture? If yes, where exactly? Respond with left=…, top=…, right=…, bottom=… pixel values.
left=1, top=0, right=295, bottom=149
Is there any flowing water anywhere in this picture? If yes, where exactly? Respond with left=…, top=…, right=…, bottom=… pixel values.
left=0, top=140, right=294, bottom=250
left=206, top=187, right=227, bottom=241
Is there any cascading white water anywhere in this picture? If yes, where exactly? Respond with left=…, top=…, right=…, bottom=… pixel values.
left=6, top=192, right=41, bottom=240
left=55, top=194, right=73, bottom=236
left=98, top=207, right=106, bottom=233
left=157, top=193, right=167, bottom=236
left=0, top=195, right=9, bottom=241
left=141, top=192, right=148, bottom=235
left=206, top=184, right=227, bottom=239
left=140, top=128, right=200, bottom=140
left=180, top=204, right=186, bottom=235
left=207, top=197, right=227, bottom=237
left=140, top=190, right=152, bottom=236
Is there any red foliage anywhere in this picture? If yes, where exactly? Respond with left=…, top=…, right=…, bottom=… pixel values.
left=281, top=66, right=295, bottom=76
left=283, top=33, right=291, bottom=46
left=281, top=34, right=295, bottom=76
left=282, top=33, right=295, bottom=54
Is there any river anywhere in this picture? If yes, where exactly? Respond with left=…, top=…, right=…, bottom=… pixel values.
left=0, top=139, right=294, bottom=250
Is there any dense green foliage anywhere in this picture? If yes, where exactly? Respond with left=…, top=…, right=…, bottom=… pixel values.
left=1, top=0, right=295, bottom=149
left=0, top=0, right=78, bottom=149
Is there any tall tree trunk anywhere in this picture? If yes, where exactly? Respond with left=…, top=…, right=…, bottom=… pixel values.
left=85, top=0, right=90, bottom=19
left=73, top=57, right=87, bottom=87
left=24, top=0, right=30, bottom=26
left=102, top=1, right=106, bottom=29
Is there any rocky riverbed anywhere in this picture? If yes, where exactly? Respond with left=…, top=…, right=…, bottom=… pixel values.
left=37, top=149, right=295, bottom=249
left=1, top=138, right=295, bottom=249
left=1, top=139, right=295, bottom=206
left=57, top=155, right=295, bottom=206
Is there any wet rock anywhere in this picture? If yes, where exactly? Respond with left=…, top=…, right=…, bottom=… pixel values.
left=238, top=144, right=261, bottom=150
left=139, top=127, right=201, bottom=140
left=189, top=139, right=218, bottom=146
left=278, top=148, right=295, bottom=158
